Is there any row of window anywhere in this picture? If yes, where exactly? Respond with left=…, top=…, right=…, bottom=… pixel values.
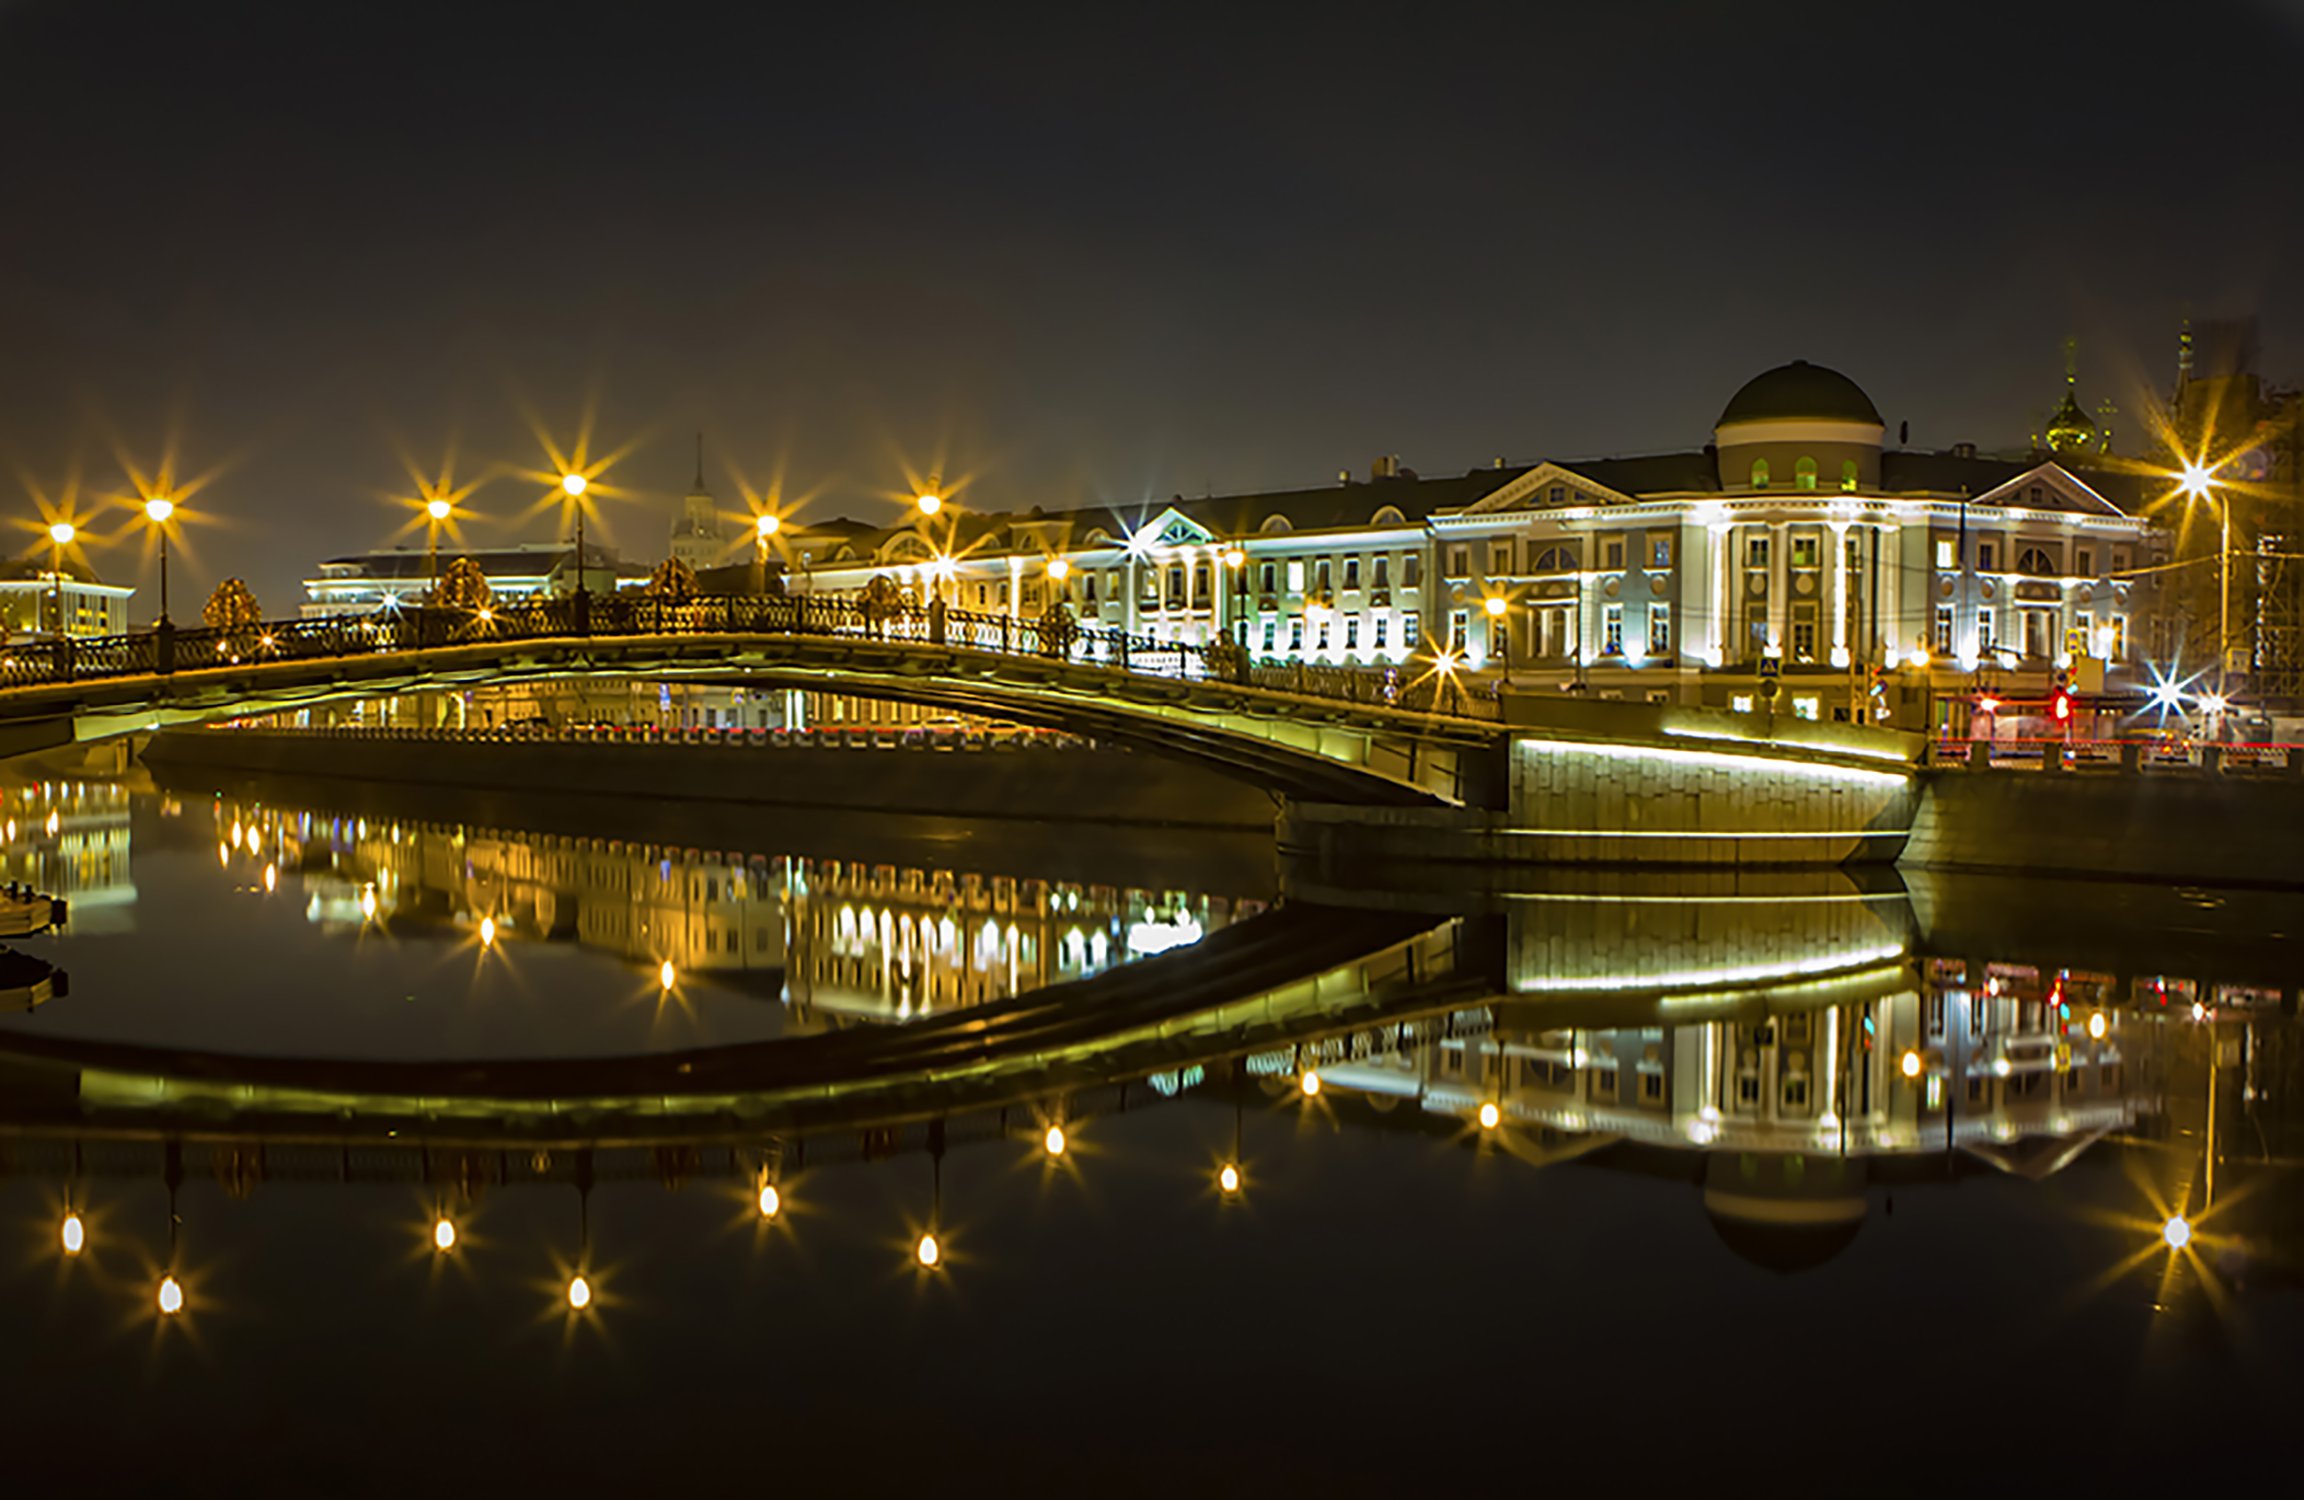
left=1930, top=607, right=2128, bottom=659
left=1749, top=457, right=1862, bottom=492
left=1261, top=612, right=1422, bottom=654
left=1447, top=534, right=1675, bottom=578
left=1253, top=554, right=1423, bottom=596
left=1444, top=603, right=1675, bottom=659
left=1932, top=538, right=2131, bottom=577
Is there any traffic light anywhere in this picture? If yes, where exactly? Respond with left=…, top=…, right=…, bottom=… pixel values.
left=2051, top=667, right=2072, bottom=723
left=1867, top=665, right=1890, bottom=722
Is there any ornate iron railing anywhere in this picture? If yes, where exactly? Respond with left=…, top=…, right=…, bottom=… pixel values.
left=0, top=594, right=1501, bottom=723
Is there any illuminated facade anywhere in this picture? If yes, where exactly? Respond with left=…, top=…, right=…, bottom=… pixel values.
left=0, top=560, right=133, bottom=639
left=301, top=542, right=641, bottom=619
left=794, top=363, right=2164, bottom=731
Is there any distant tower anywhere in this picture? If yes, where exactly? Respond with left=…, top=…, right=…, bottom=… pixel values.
left=669, top=432, right=724, bottom=571
left=2042, top=337, right=2100, bottom=459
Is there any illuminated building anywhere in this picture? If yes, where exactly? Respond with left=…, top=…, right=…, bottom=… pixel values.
left=792, top=362, right=2164, bottom=731
left=300, top=542, right=643, bottom=620
left=0, top=558, right=133, bottom=639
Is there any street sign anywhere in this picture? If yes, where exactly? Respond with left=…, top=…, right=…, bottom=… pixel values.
left=1758, top=655, right=1780, bottom=680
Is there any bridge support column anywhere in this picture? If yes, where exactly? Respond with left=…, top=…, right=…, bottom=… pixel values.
left=155, top=620, right=175, bottom=675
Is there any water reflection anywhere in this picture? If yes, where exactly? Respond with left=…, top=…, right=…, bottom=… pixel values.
left=0, top=772, right=2296, bottom=1347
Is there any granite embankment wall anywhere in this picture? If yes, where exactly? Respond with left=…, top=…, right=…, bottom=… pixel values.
left=1902, top=767, right=2304, bottom=888
left=141, top=729, right=1278, bottom=830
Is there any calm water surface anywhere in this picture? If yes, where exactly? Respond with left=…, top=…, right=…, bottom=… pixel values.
left=0, top=772, right=2297, bottom=1494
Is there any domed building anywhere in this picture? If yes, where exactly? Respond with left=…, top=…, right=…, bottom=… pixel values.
left=1714, top=359, right=1887, bottom=494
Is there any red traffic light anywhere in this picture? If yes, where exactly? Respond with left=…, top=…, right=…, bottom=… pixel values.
left=2052, top=691, right=2072, bottom=722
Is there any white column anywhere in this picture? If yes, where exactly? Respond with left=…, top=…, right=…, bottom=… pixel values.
left=1709, top=522, right=1731, bottom=665
left=1767, top=521, right=1790, bottom=654
left=1877, top=525, right=1902, bottom=661
left=1829, top=520, right=1851, bottom=668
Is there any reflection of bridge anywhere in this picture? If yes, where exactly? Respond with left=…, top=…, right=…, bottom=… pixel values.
left=0, top=596, right=1499, bottom=805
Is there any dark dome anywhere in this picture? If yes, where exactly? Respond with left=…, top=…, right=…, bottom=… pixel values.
left=1701, top=1152, right=1869, bottom=1275
left=1717, top=361, right=1883, bottom=428
left=1707, top=1213, right=1865, bottom=1275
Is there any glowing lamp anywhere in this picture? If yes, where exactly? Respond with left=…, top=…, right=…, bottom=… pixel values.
left=1298, top=1070, right=1321, bottom=1098
left=757, top=1183, right=781, bottom=1219
left=425, top=496, right=452, bottom=521
left=1222, top=547, right=1245, bottom=569
left=61, top=1213, right=84, bottom=1256
left=560, top=472, right=588, bottom=498
left=2162, top=1215, right=2192, bottom=1250
left=144, top=495, right=175, bottom=524
left=1218, top=1162, right=1241, bottom=1195
left=916, top=492, right=943, bottom=517
left=567, top=1274, right=592, bottom=1310
left=262, top=862, right=278, bottom=893
left=479, top=915, right=496, bottom=947
left=659, top=959, right=676, bottom=990
left=1899, top=1049, right=1923, bottom=1080
left=2179, top=462, right=2213, bottom=500
left=1477, top=1101, right=1501, bottom=1130
left=1043, top=1124, right=1066, bottom=1157
left=360, top=887, right=378, bottom=920
left=755, top=513, right=780, bottom=538
left=1046, top=557, right=1071, bottom=581
left=2191, top=1000, right=2207, bottom=1023
left=47, top=521, right=73, bottom=547
left=1483, top=596, right=1507, bottom=618
left=157, top=1275, right=184, bottom=1316
left=433, top=1217, right=456, bottom=1253
left=916, top=1233, right=941, bottom=1268
left=2087, top=1011, right=2107, bottom=1041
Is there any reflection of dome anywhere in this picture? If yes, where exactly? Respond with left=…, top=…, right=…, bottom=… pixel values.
left=2043, top=389, right=2098, bottom=454
left=1717, top=361, right=1883, bottom=428
left=1702, top=1152, right=1869, bottom=1274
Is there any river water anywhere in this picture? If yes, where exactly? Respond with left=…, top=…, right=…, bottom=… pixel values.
left=0, top=769, right=2297, bottom=1492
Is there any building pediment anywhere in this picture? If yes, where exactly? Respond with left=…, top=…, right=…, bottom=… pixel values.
left=1975, top=462, right=2129, bottom=518
left=1135, top=506, right=1216, bottom=549
left=1450, top=462, right=1638, bottom=517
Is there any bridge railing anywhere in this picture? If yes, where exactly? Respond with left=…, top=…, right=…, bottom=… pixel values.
left=2, top=592, right=1500, bottom=724
left=1925, top=735, right=2304, bottom=777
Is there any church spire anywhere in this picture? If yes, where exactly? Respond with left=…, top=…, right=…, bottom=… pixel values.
left=692, top=431, right=706, bottom=493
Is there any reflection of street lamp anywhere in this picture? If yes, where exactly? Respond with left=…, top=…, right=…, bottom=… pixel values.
left=143, top=495, right=175, bottom=623
left=46, top=521, right=73, bottom=638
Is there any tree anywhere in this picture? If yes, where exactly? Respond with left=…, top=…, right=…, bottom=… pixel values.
left=1037, top=599, right=1077, bottom=658
left=647, top=557, right=697, bottom=601
left=432, top=556, right=494, bottom=611
left=203, top=578, right=261, bottom=631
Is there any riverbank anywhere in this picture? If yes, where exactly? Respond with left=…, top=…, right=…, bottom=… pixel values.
left=141, top=726, right=1278, bottom=832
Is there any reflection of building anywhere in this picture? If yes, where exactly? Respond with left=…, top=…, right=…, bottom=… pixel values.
left=0, top=559, right=133, bottom=638
left=215, top=795, right=1254, bottom=1018
left=0, top=781, right=135, bottom=923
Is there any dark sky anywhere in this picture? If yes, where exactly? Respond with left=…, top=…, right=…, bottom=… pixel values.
left=5, top=0, right=2303, bottom=610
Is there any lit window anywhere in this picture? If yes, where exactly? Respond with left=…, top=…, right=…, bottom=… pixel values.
left=1731, top=694, right=1755, bottom=712
left=1746, top=536, right=1769, bottom=568
left=1750, top=458, right=1769, bottom=490
left=1261, top=619, right=1276, bottom=652
left=1402, top=614, right=1420, bottom=646
left=1935, top=538, right=1955, bottom=570
left=1603, top=603, right=1623, bottom=655
left=1648, top=605, right=1671, bottom=655
left=1289, top=619, right=1304, bottom=651
left=1933, top=606, right=1953, bottom=652
left=1449, top=610, right=1468, bottom=648
left=1317, top=618, right=1331, bottom=649
left=1286, top=560, right=1305, bottom=592
left=1792, top=695, right=1821, bottom=721
left=1795, top=456, right=1818, bottom=491
left=1649, top=535, right=1672, bottom=569
left=1345, top=615, right=1359, bottom=649
left=1841, top=459, right=1859, bottom=492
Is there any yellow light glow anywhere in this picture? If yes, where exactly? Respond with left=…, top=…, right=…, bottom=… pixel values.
left=157, top=1275, right=183, bottom=1316
left=2178, top=462, right=2214, bottom=500
left=433, top=1217, right=456, bottom=1252
left=560, top=472, right=588, bottom=498
left=1478, top=1101, right=1501, bottom=1130
left=479, top=915, right=496, bottom=947
left=916, top=1232, right=941, bottom=1268
left=2087, top=1011, right=2107, bottom=1041
left=360, top=886, right=378, bottom=920
left=144, top=495, right=175, bottom=524
left=755, top=513, right=780, bottom=538
left=425, top=496, right=452, bottom=522
left=757, top=1183, right=781, bottom=1219
left=61, top=1213, right=84, bottom=1255
left=45, top=808, right=59, bottom=837
left=216, top=842, right=228, bottom=867
left=262, top=862, right=277, bottom=893
left=567, top=1274, right=591, bottom=1309
left=2162, top=1215, right=2192, bottom=1250
left=916, top=492, right=943, bottom=516
left=230, top=820, right=243, bottom=848
left=659, top=959, right=676, bottom=990
left=1218, top=1162, right=1241, bottom=1195
left=1043, top=1124, right=1066, bottom=1157
left=47, top=521, right=73, bottom=547
left=1299, top=1070, right=1322, bottom=1098
left=1046, top=558, right=1071, bottom=581
left=1222, top=547, right=1245, bottom=569
left=1900, top=1049, right=1923, bottom=1080
left=2191, top=1000, right=2207, bottom=1023
left=1483, top=596, right=1508, bottom=618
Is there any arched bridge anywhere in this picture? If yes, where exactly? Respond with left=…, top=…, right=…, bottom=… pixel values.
left=0, top=595, right=1502, bottom=805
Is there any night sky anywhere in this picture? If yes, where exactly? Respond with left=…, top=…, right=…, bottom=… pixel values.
left=5, top=0, right=2303, bottom=610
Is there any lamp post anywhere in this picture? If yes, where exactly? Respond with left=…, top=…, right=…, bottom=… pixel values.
left=1484, top=594, right=1511, bottom=689
left=1223, top=546, right=1247, bottom=645
left=424, top=492, right=453, bottom=597
left=46, top=521, right=73, bottom=639
left=754, top=512, right=779, bottom=594
left=560, top=472, right=590, bottom=595
left=143, top=496, right=175, bottom=623
left=2179, top=463, right=2231, bottom=695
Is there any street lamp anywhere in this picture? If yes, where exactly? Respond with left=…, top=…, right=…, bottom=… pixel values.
left=1223, top=546, right=1247, bottom=644
left=424, top=492, right=453, bottom=597
left=2178, top=462, right=2232, bottom=694
left=1484, top=594, right=1510, bottom=688
left=46, top=521, right=73, bottom=638
left=561, top=471, right=590, bottom=598
left=915, top=475, right=943, bottom=518
left=143, top=495, right=176, bottom=623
